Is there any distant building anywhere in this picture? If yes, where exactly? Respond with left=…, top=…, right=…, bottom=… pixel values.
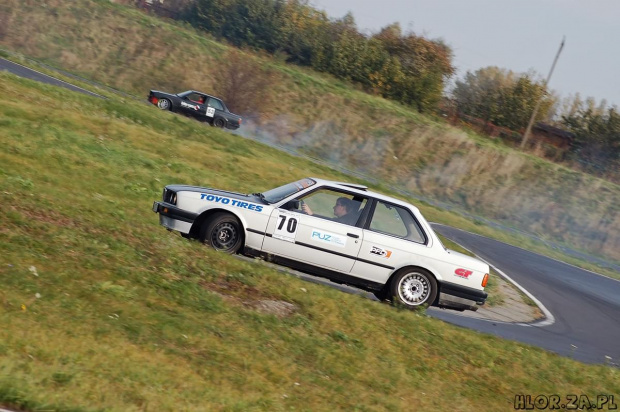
left=531, top=123, right=575, bottom=150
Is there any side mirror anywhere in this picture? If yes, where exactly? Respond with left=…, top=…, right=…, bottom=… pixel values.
left=286, top=199, right=301, bottom=210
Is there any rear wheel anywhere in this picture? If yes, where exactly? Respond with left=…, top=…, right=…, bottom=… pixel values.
left=213, top=118, right=225, bottom=128
left=157, top=98, right=171, bottom=110
left=390, top=268, right=437, bottom=309
left=200, top=213, right=243, bottom=254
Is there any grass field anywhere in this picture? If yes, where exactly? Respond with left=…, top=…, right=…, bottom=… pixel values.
left=1, top=72, right=619, bottom=411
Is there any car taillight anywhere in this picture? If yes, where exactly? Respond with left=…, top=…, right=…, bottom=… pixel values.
left=481, top=273, right=489, bottom=288
left=151, top=97, right=158, bottom=104
left=239, top=118, right=242, bottom=124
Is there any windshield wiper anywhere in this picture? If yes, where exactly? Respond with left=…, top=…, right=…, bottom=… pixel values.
left=252, top=192, right=269, bottom=204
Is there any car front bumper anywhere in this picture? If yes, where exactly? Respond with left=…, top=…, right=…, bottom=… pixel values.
left=152, top=201, right=198, bottom=234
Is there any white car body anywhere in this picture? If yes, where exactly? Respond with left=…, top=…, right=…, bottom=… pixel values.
left=153, top=178, right=489, bottom=311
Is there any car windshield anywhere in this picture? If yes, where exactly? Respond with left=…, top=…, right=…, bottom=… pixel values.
left=261, top=178, right=316, bottom=204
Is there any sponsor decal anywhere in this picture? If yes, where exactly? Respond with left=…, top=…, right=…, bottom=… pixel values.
left=181, top=101, right=199, bottom=111
left=370, top=246, right=392, bottom=259
left=200, top=193, right=263, bottom=212
left=311, top=229, right=346, bottom=248
left=273, top=211, right=299, bottom=243
left=455, top=268, right=473, bottom=279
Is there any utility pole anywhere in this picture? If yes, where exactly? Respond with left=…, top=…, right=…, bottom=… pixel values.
left=520, top=36, right=566, bottom=149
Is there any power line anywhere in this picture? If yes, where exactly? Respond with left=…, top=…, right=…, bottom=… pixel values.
left=520, top=36, right=566, bottom=149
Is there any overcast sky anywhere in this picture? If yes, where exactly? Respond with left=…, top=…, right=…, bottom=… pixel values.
left=311, top=0, right=619, bottom=108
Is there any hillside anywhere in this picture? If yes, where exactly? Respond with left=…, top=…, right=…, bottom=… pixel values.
left=2, top=70, right=620, bottom=411
left=2, top=0, right=619, bottom=268
left=2, top=0, right=620, bottom=266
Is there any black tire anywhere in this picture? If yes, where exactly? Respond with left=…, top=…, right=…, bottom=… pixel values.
left=372, top=288, right=390, bottom=302
left=157, top=98, right=171, bottom=110
left=389, top=268, right=437, bottom=309
left=213, top=118, right=225, bottom=128
left=200, top=213, right=243, bottom=254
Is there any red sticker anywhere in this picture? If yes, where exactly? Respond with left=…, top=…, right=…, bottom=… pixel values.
left=455, top=268, right=473, bottom=278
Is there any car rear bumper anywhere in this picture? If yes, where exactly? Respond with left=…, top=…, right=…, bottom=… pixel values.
left=437, top=281, right=487, bottom=311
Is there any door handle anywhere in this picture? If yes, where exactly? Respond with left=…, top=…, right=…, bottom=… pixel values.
left=347, top=233, right=359, bottom=238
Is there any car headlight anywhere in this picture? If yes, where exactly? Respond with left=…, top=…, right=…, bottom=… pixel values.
left=163, top=188, right=177, bottom=205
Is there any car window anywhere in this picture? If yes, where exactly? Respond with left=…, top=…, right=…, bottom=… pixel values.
left=297, top=189, right=367, bottom=227
left=369, top=201, right=426, bottom=243
left=207, top=98, right=224, bottom=110
left=184, top=92, right=204, bottom=103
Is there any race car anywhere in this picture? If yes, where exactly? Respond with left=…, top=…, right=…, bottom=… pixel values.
left=152, top=178, right=489, bottom=311
left=147, top=89, right=242, bottom=130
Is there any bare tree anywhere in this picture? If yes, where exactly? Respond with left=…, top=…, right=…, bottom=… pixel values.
left=211, top=49, right=277, bottom=121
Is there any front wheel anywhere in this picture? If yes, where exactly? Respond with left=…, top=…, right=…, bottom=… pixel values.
left=200, top=213, right=244, bottom=254
left=390, top=268, right=437, bottom=309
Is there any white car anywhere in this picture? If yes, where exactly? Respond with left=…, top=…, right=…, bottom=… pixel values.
left=152, top=178, right=489, bottom=311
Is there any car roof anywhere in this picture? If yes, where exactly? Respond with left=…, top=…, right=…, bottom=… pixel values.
left=310, top=177, right=421, bottom=213
left=185, top=90, right=218, bottom=99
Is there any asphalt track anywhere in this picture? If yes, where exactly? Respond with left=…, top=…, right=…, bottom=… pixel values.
left=4, top=57, right=620, bottom=365
left=431, top=224, right=620, bottom=365
left=0, top=57, right=104, bottom=98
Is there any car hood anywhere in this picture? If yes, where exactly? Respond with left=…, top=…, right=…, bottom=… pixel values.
left=166, top=185, right=266, bottom=204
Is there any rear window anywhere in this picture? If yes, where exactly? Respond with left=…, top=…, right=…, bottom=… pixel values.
left=207, top=98, right=224, bottom=110
left=369, top=201, right=426, bottom=243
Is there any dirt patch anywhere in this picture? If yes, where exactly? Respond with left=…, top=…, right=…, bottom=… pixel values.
left=15, top=205, right=76, bottom=228
left=201, top=279, right=298, bottom=318
left=460, top=273, right=543, bottom=323
left=250, top=300, right=297, bottom=318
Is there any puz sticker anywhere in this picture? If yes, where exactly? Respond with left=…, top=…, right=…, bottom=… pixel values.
left=311, top=229, right=346, bottom=248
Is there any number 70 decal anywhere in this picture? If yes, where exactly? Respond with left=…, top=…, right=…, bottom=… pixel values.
left=273, top=213, right=299, bottom=242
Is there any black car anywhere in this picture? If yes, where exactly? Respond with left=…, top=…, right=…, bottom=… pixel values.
left=148, top=90, right=242, bottom=130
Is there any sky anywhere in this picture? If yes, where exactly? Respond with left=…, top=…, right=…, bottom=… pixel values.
left=311, top=0, right=620, bottom=108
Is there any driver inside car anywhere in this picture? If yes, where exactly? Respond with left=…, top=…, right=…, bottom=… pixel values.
left=302, top=197, right=359, bottom=225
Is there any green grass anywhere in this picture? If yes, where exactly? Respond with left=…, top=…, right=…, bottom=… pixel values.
left=1, top=72, right=620, bottom=412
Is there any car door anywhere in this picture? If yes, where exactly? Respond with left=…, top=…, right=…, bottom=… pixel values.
left=261, top=188, right=367, bottom=273
left=351, top=200, right=429, bottom=284
left=205, top=97, right=224, bottom=121
left=178, top=92, right=204, bottom=118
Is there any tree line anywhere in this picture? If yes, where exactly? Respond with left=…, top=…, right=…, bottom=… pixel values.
left=181, top=0, right=453, bottom=113
left=149, top=0, right=619, bottom=177
left=451, top=66, right=619, bottom=177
